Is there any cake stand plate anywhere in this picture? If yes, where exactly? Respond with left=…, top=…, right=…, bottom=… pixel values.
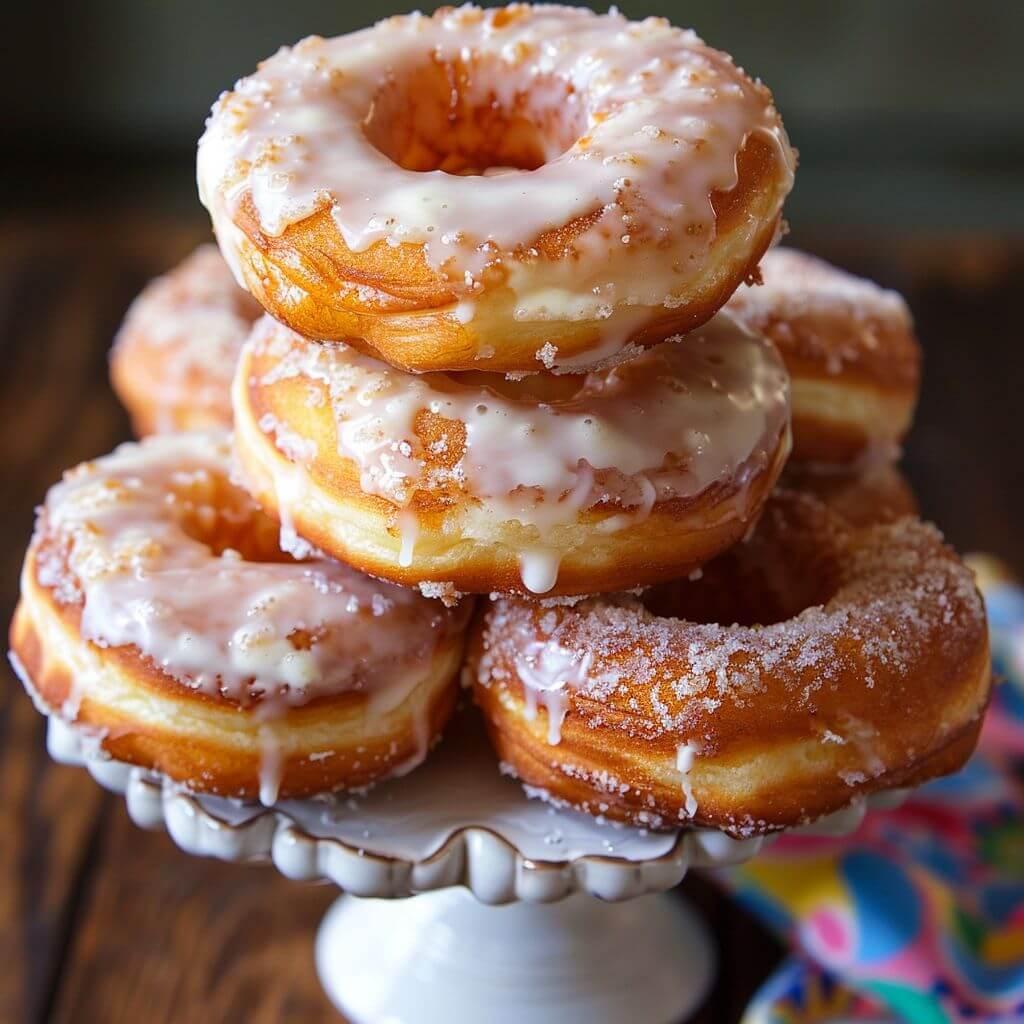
left=45, top=707, right=905, bottom=1024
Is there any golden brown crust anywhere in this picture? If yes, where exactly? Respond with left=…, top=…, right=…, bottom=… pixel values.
left=727, top=248, right=922, bottom=463
left=109, top=245, right=261, bottom=435
left=785, top=376, right=916, bottom=464
left=11, top=550, right=465, bottom=800
left=10, top=431, right=472, bottom=800
left=470, top=491, right=991, bottom=834
left=226, top=134, right=791, bottom=373
left=232, top=329, right=791, bottom=596
left=779, top=462, right=918, bottom=528
left=476, top=690, right=983, bottom=835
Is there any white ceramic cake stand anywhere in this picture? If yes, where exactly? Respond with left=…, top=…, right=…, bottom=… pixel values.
left=44, top=707, right=906, bottom=1024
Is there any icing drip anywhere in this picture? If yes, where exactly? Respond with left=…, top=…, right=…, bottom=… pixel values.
left=259, top=725, right=284, bottom=806
left=397, top=510, right=419, bottom=569
left=514, top=639, right=593, bottom=745
left=258, top=412, right=322, bottom=558
left=34, top=433, right=462, bottom=715
left=390, top=705, right=434, bottom=778
left=249, top=310, right=790, bottom=592
left=676, top=740, right=702, bottom=818
left=518, top=548, right=562, bottom=596
left=542, top=692, right=568, bottom=746
left=199, top=5, right=794, bottom=351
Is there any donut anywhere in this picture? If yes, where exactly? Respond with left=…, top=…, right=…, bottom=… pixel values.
left=9, top=433, right=470, bottom=803
left=470, top=490, right=990, bottom=834
left=110, top=245, right=261, bottom=435
left=231, top=311, right=791, bottom=597
left=779, top=461, right=918, bottom=529
left=198, top=5, right=795, bottom=374
left=726, top=248, right=921, bottom=463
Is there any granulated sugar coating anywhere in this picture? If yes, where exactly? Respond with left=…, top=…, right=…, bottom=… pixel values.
left=471, top=488, right=989, bottom=832
left=476, top=491, right=986, bottom=748
left=111, top=245, right=261, bottom=432
left=725, top=248, right=920, bottom=386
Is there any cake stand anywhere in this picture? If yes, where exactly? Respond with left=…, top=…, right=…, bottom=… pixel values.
left=44, top=706, right=905, bottom=1024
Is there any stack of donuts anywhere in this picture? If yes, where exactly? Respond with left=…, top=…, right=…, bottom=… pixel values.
left=10, top=5, right=992, bottom=834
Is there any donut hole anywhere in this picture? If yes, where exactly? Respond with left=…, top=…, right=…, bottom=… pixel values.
left=363, top=55, right=584, bottom=175
left=643, top=527, right=841, bottom=627
left=171, top=472, right=291, bottom=563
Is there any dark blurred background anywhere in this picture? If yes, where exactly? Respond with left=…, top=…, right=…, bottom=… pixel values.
left=7, top=0, right=1024, bottom=231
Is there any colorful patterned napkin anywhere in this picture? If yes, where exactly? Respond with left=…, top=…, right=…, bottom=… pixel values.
left=728, top=561, right=1024, bottom=1024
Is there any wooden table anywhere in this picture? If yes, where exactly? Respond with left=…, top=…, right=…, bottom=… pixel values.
left=1, top=215, right=1020, bottom=1023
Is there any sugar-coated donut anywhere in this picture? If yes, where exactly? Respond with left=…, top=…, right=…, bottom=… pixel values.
left=198, top=4, right=795, bottom=374
left=780, top=461, right=918, bottom=529
left=110, top=245, right=261, bottom=435
left=9, top=433, right=470, bottom=803
left=232, top=311, right=791, bottom=597
left=471, top=490, right=990, bottom=834
left=726, top=248, right=921, bottom=463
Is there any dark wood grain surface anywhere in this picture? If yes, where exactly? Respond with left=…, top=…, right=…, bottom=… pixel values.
left=1, top=214, right=1020, bottom=1023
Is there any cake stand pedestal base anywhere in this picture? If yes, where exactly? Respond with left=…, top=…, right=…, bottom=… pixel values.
left=38, top=709, right=905, bottom=1023
left=315, top=887, right=714, bottom=1024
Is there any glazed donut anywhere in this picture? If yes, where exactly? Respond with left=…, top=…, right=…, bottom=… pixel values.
left=198, top=4, right=795, bottom=374
left=9, top=433, right=470, bottom=803
left=726, top=248, right=921, bottom=463
left=232, top=311, right=791, bottom=597
left=471, top=490, right=990, bottom=834
left=110, top=245, right=261, bottom=435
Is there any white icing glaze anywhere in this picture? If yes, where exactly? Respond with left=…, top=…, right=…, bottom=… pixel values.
left=199, top=4, right=794, bottom=341
left=256, top=412, right=325, bottom=559
left=113, top=245, right=259, bottom=418
left=725, top=248, right=917, bottom=378
left=514, top=638, right=592, bottom=745
left=397, top=510, right=419, bottom=569
left=732, top=248, right=911, bottom=331
left=259, top=726, right=284, bottom=806
left=675, top=741, right=702, bottom=818
left=33, top=433, right=462, bottom=715
left=248, top=311, right=790, bottom=593
left=518, top=548, right=562, bottom=596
